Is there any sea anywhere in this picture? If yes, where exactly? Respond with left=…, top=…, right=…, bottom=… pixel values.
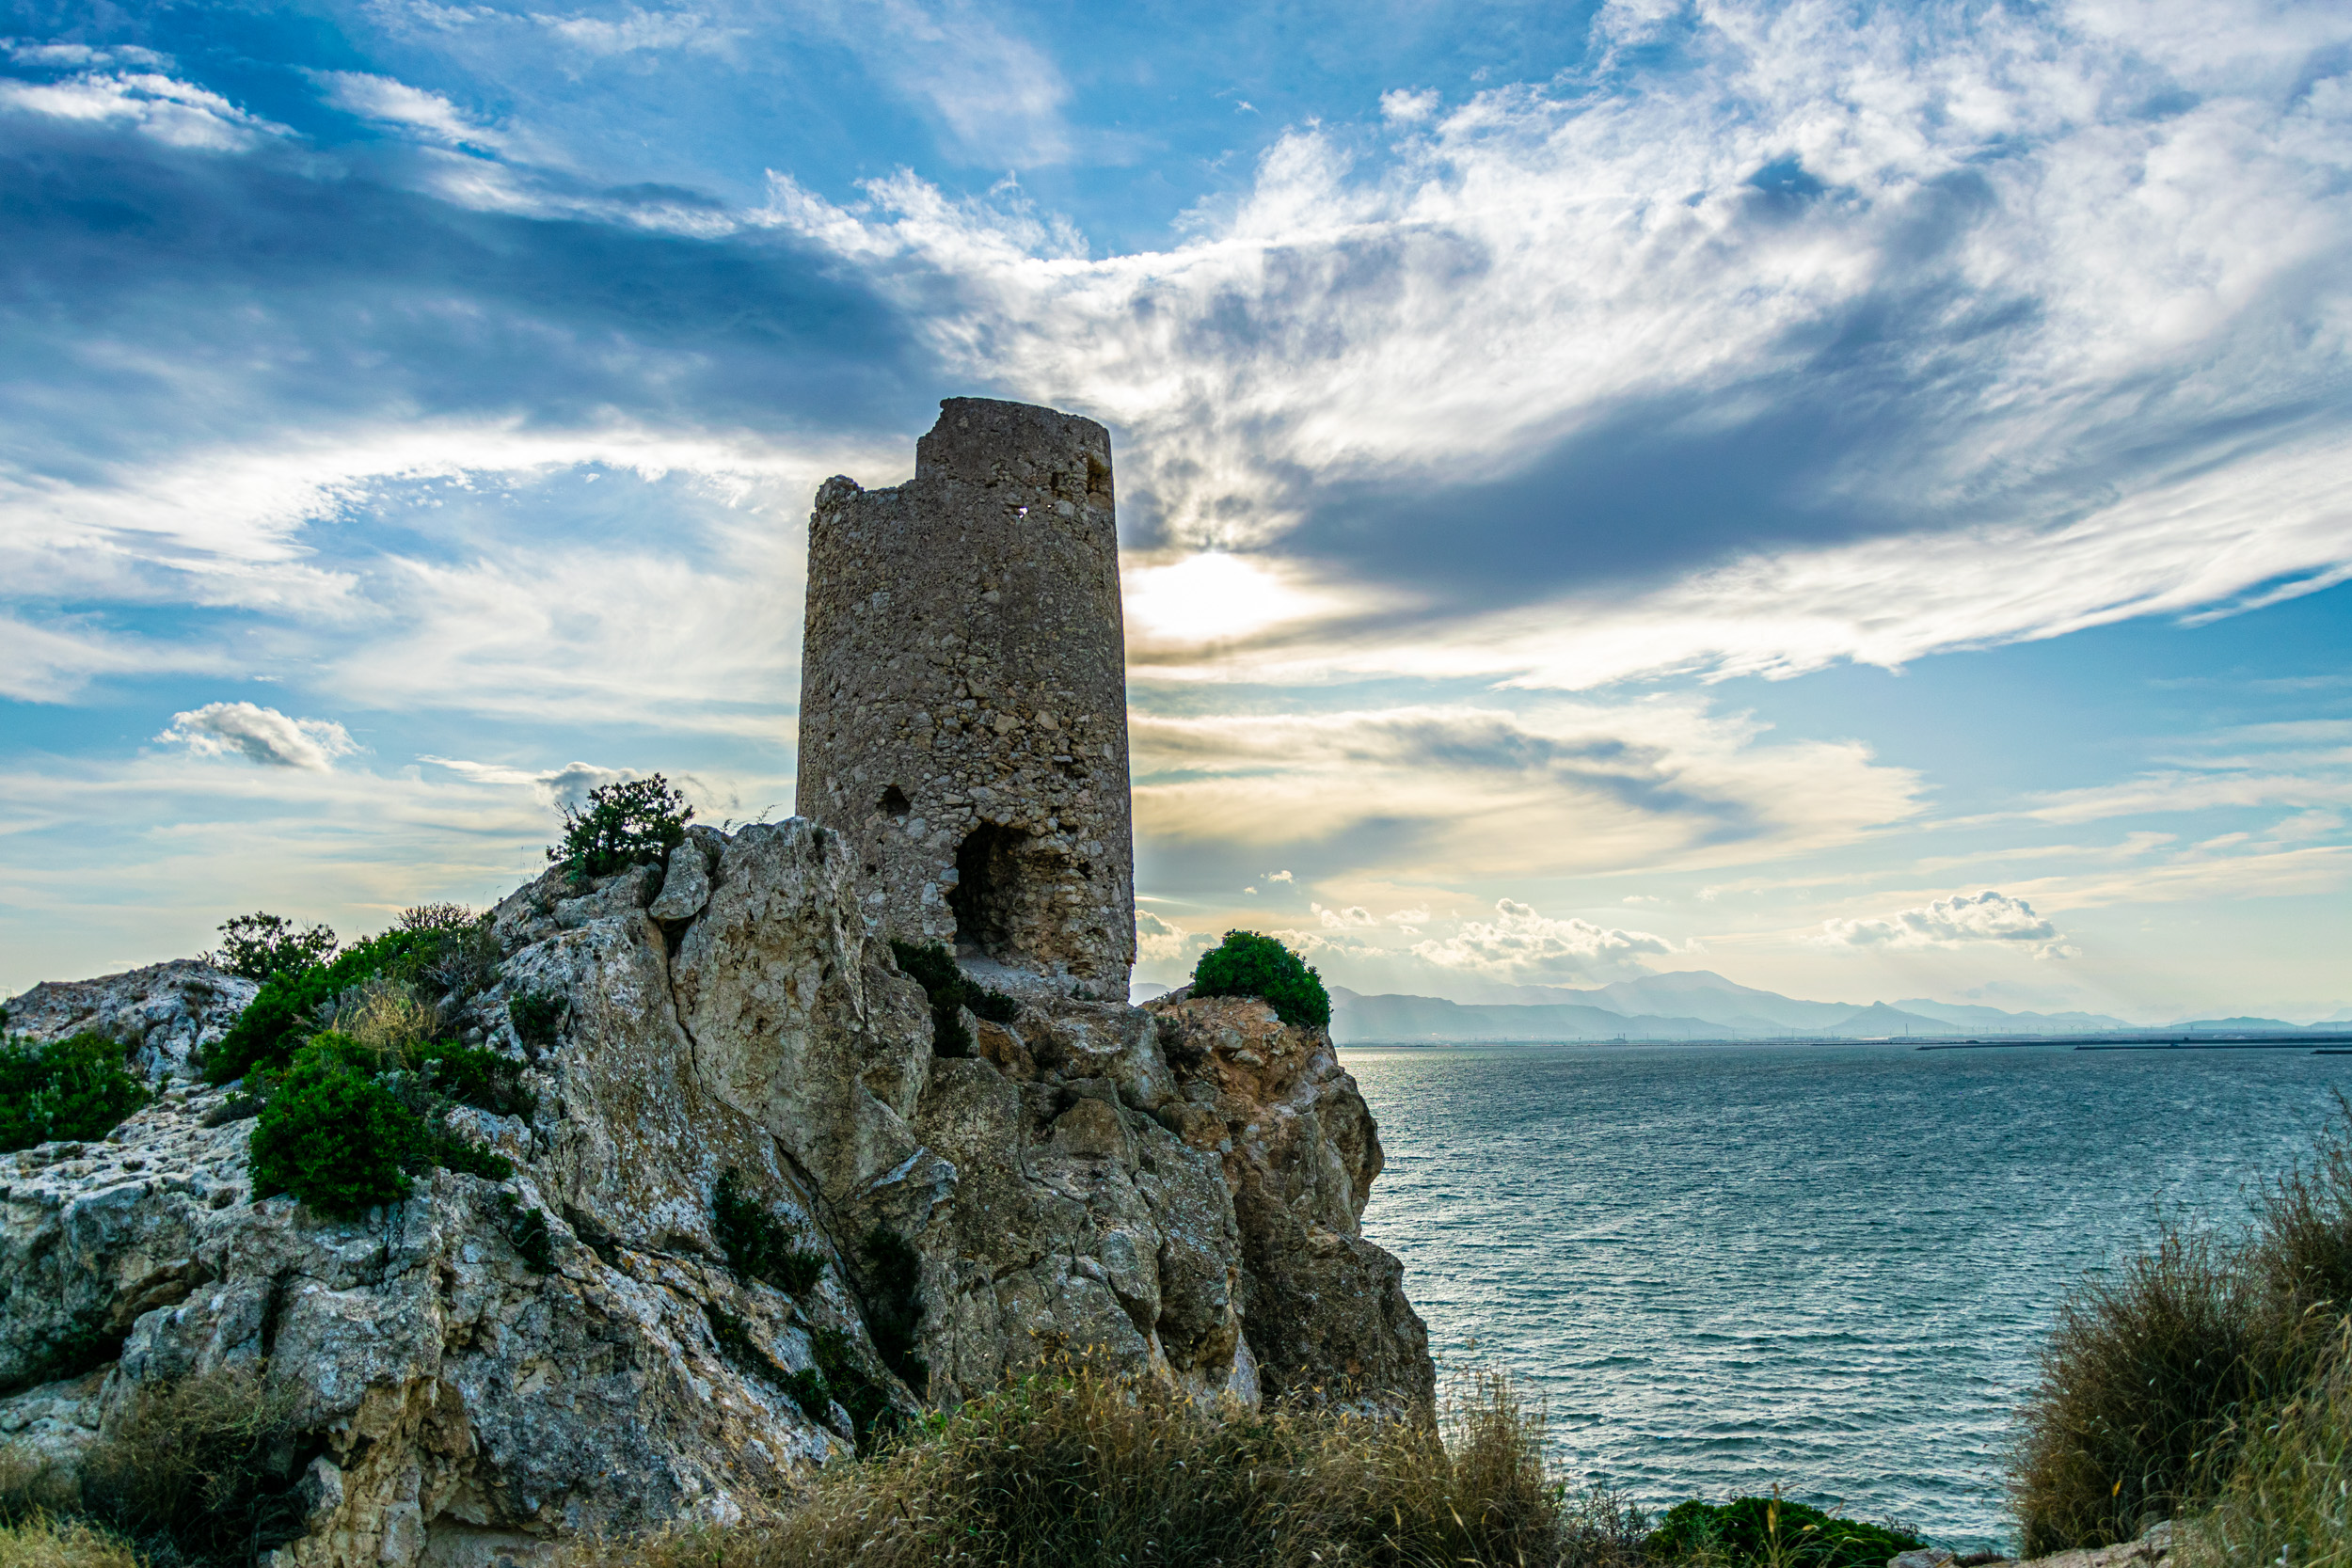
left=1343, top=1040, right=2352, bottom=1553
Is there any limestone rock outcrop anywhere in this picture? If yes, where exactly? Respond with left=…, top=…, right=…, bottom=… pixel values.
left=0, top=822, right=1430, bottom=1566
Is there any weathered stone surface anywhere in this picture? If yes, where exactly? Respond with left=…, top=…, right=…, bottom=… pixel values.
left=797, top=398, right=1135, bottom=982
left=0, top=829, right=1428, bottom=1563
left=1, top=959, right=256, bottom=1081
left=1146, top=995, right=1434, bottom=1409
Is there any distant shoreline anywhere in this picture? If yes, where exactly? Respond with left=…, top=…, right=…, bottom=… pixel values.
left=1340, top=1032, right=2352, bottom=1051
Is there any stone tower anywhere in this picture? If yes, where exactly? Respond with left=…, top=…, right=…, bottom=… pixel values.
left=796, top=397, right=1134, bottom=983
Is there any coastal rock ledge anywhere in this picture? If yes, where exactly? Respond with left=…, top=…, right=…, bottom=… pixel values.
left=0, top=820, right=1432, bottom=1568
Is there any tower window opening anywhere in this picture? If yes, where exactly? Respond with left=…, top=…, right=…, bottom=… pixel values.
left=948, top=824, right=1027, bottom=960
left=880, top=784, right=911, bottom=817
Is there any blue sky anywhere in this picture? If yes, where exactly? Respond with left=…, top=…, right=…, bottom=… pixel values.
left=3, top=0, right=2349, bottom=1021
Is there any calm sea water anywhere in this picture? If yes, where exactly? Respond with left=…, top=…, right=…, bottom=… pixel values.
left=1345, top=1041, right=2352, bottom=1552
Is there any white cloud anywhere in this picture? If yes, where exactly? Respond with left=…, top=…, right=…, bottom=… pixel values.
left=1134, top=698, right=1922, bottom=879
left=0, top=69, right=288, bottom=150
left=1264, top=868, right=1294, bottom=883
left=1411, top=898, right=1677, bottom=983
left=529, top=7, right=740, bottom=55
left=1314, top=902, right=1377, bottom=927
left=422, top=756, right=641, bottom=811
left=318, top=71, right=508, bottom=150
left=755, top=0, right=2352, bottom=688
left=1135, top=909, right=1204, bottom=965
left=1820, top=890, right=2077, bottom=959
left=157, top=703, right=357, bottom=770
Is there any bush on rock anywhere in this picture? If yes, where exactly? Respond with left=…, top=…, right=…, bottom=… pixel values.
left=548, top=775, right=692, bottom=881
left=208, top=911, right=339, bottom=982
left=887, top=941, right=1018, bottom=1059
left=207, top=908, right=494, bottom=1084
left=0, top=1031, right=150, bottom=1152
left=1190, top=930, right=1331, bottom=1030
left=247, top=1031, right=516, bottom=1218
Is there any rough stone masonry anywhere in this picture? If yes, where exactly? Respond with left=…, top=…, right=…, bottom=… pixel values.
left=797, top=397, right=1135, bottom=984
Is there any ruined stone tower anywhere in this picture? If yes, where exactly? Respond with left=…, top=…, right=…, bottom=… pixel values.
left=796, top=398, right=1134, bottom=983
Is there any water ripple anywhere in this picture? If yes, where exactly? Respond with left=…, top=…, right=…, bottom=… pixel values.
left=1347, top=1041, right=2351, bottom=1552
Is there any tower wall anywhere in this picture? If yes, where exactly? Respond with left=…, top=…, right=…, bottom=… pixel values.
left=796, top=398, right=1135, bottom=982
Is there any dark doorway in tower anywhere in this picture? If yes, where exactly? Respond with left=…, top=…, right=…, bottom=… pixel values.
left=948, top=824, right=1026, bottom=960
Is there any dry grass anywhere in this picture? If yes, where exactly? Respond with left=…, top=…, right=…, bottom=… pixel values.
left=2012, top=1100, right=2352, bottom=1557
left=325, top=978, right=442, bottom=1067
left=2175, top=1326, right=2352, bottom=1568
left=0, top=1515, right=141, bottom=1568
left=76, top=1364, right=310, bottom=1567
left=576, top=1366, right=1641, bottom=1568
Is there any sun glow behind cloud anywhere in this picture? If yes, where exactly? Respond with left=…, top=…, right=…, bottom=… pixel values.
left=0, top=0, right=2346, bottom=1015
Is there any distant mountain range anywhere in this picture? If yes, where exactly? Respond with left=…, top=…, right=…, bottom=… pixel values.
left=1324, top=971, right=2337, bottom=1043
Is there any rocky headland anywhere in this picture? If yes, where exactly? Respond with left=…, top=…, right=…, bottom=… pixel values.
left=0, top=820, right=1431, bottom=1568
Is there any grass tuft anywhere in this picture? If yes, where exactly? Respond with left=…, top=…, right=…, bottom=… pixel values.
left=76, top=1364, right=312, bottom=1567
left=569, top=1366, right=1632, bottom=1568
left=2013, top=1097, right=2352, bottom=1555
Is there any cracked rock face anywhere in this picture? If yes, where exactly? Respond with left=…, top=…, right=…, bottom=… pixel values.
left=0, top=821, right=1430, bottom=1564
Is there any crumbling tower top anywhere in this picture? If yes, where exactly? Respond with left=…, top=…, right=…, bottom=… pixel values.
left=796, top=398, right=1134, bottom=983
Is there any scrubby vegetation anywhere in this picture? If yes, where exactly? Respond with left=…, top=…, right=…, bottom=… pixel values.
left=206, top=907, right=498, bottom=1084
left=549, top=775, right=692, bottom=882
left=887, top=941, right=1018, bottom=1060
left=576, top=1367, right=1641, bottom=1568
left=2012, top=1097, right=2352, bottom=1556
left=75, top=1364, right=311, bottom=1567
left=208, top=912, right=339, bottom=982
left=0, top=1366, right=311, bottom=1568
left=0, top=1032, right=148, bottom=1152
left=1191, top=929, right=1333, bottom=1030
left=1646, top=1495, right=1923, bottom=1568
left=713, top=1168, right=828, bottom=1294
left=2177, top=1323, right=2352, bottom=1568
left=246, top=1031, right=516, bottom=1218
left=0, top=1512, right=142, bottom=1568
left=854, top=1225, right=928, bottom=1392
left=508, top=989, right=567, bottom=1050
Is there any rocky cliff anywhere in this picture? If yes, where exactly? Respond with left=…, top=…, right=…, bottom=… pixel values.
left=0, top=820, right=1430, bottom=1566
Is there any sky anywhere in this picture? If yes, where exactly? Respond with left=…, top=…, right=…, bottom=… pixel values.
left=2, top=0, right=2349, bottom=1023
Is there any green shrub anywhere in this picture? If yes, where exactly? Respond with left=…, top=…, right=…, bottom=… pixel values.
left=246, top=1033, right=514, bottom=1219
left=851, top=1224, right=928, bottom=1398
left=713, top=1169, right=827, bottom=1294
left=1190, top=929, right=1332, bottom=1029
left=507, top=990, right=566, bottom=1050
left=208, top=912, right=337, bottom=982
left=413, top=1038, right=535, bottom=1118
left=208, top=922, right=488, bottom=1085
left=574, top=1366, right=1593, bottom=1568
left=76, top=1363, right=310, bottom=1567
left=0, top=1033, right=150, bottom=1152
left=507, top=1200, right=555, bottom=1273
left=247, top=1040, right=428, bottom=1216
left=1645, top=1495, right=1923, bottom=1568
left=809, top=1325, right=898, bottom=1450
left=886, top=941, right=1018, bottom=1060
left=548, top=775, right=692, bottom=880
